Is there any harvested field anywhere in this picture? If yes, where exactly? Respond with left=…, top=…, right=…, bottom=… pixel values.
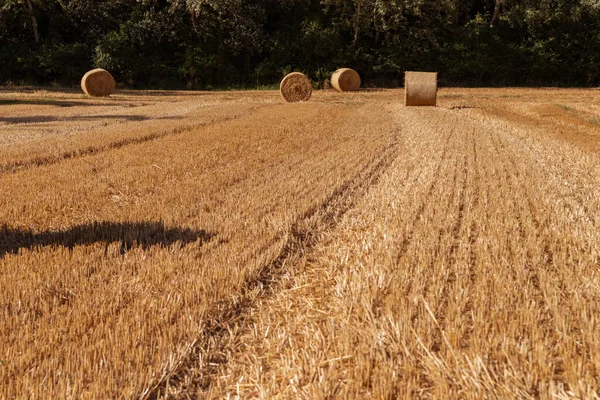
left=1, top=87, right=600, bottom=398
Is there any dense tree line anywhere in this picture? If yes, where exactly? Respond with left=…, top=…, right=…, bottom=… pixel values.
left=1, top=0, right=599, bottom=88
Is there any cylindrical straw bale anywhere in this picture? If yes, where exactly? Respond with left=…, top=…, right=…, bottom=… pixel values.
left=331, top=68, right=361, bottom=92
left=81, top=68, right=116, bottom=97
left=404, top=71, right=437, bottom=106
left=280, top=72, right=312, bottom=102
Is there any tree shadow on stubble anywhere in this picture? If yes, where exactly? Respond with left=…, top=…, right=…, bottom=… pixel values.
left=0, top=114, right=184, bottom=124
left=0, top=98, right=115, bottom=107
left=0, top=221, right=214, bottom=259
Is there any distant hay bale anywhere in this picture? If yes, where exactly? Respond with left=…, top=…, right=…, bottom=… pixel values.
left=280, top=72, right=312, bottom=102
left=331, top=68, right=361, bottom=92
left=81, top=68, right=116, bottom=97
left=404, top=71, right=437, bottom=107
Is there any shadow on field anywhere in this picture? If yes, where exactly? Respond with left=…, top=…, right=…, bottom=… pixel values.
left=0, top=114, right=183, bottom=124
left=116, top=89, right=213, bottom=96
left=448, top=105, right=479, bottom=110
left=0, top=99, right=114, bottom=107
left=0, top=221, right=213, bottom=258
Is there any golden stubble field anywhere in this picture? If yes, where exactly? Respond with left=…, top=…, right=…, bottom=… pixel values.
left=1, top=87, right=599, bottom=399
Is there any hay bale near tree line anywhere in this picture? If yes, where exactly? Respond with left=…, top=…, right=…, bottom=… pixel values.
left=331, top=68, right=361, bottom=92
left=404, top=71, right=438, bottom=107
left=280, top=72, right=312, bottom=102
left=81, top=68, right=116, bottom=97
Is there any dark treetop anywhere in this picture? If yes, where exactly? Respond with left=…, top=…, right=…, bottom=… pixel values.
left=1, top=0, right=599, bottom=89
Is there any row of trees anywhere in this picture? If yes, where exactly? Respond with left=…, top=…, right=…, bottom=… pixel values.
left=1, top=0, right=599, bottom=89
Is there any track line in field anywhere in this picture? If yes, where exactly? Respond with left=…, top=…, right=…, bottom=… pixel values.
left=493, top=132, right=557, bottom=293
left=507, top=126, right=599, bottom=229
left=455, top=106, right=600, bottom=228
left=0, top=105, right=268, bottom=175
left=456, top=96, right=600, bottom=395
left=499, top=134, right=586, bottom=303
left=142, top=128, right=400, bottom=399
left=460, top=128, right=480, bottom=349
left=419, top=120, right=470, bottom=356
left=442, top=110, right=567, bottom=392
left=450, top=109, right=565, bottom=362
left=499, top=139, right=577, bottom=390
left=395, top=122, right=455, bottom=301
left=433, top=150, right=468, bottom=346
left=486, top=123, right=564, bottom=373
left=373, top=108, right=467, bottom=359
left=489, top=123, right=554, bottom=343
left=485, top=125, right=524, bottom=287
left=494, top=130, right=587, bottom=384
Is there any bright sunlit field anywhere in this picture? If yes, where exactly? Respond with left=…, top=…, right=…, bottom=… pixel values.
left=1, top=87, right=600, bottom=398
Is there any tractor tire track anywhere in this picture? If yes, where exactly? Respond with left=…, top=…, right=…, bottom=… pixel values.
left=420, top=112, right=471, bottom=355
left=0, top=104, right=268, bottom=175
left=486, top=123, right=563, bottom=382
left=142, top=127, right=401, bottom=399
left=460, top=127, right=480, bottom=349
left=423, top=146, right=460, bottom=327
left=494, top=129, right=585, bottom=385
left=433, top=149, right=468, bottom=351
left=457, top=108, right=600, bottom=228
left=396, top=123, right=456, bottom=301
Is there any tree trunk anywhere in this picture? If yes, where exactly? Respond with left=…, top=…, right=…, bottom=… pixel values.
left=454, top=0, right=460, bottom=24
left=352, top=1, right=361, bottom=48
left=190, top=9, right=198, bottom=33
left=490, top=0, right=502, bottom=28
left=26, top=0, right=40, bottom=43
left=373, top=8, right=380, bottom=44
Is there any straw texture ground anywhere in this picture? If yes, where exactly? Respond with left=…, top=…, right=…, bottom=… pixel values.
left=280, top=72, right=312, bottom=102
left=331, top=68, right=361, bottom=92
left=2, top=88, right=600, bottom=399
left=81, top=68, right=116, bottom=97
left=404, top=71, right=437, bottom=106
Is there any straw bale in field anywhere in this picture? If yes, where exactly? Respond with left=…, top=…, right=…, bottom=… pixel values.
left=280, top=72, right=312, bottom=102
left=81, top=68, right=116, bottom=97
left=404, top=71, right=437, bottom=106
left=331, top=68, right=361, bottom=92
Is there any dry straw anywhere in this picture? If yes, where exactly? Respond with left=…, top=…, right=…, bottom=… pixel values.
left=331, top=68, right=361, bottom=92
left=81, top=68, right=116, bottom=97
left=280, top=72, right=312, bottom=102
left=404, top=71, right=438, bottom=106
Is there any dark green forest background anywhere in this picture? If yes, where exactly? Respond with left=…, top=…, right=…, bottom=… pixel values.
left=1, top=0, right=599, bottom=89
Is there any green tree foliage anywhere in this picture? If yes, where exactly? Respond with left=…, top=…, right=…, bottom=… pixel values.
left=1, top=0, right=598, bottom=87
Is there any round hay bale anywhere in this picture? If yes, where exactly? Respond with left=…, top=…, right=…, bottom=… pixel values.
left=81, top=68, right=116, bottom=97
left=404, top=71, right=437, bottom=107
left=331, top=68, right=361, bottom=92
left=280, top=72, right=312, bottom=102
